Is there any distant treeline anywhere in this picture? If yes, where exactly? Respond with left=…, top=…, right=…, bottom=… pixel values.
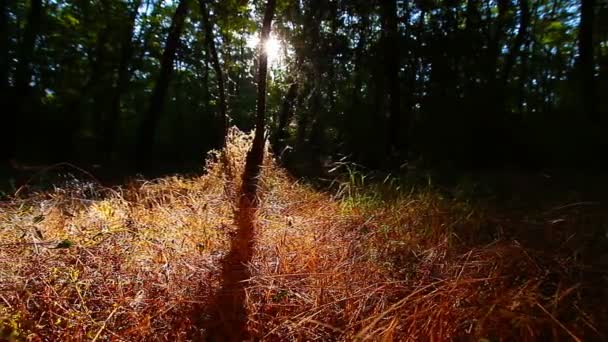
left=0, top=0, right=606, bottom=172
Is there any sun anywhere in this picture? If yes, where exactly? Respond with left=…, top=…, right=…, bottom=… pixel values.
left=246, top=34, right=282, bottom=63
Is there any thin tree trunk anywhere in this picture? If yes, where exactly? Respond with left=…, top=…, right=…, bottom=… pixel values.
left=305, top=0, right=324, bottom=154
left=273, top=82, right=298, bottom=156
left=13, top=0, right=42, bottom=160
left=131, top=0, right=157, bottom=75
left=235, top=32, right=244, bottom=99
left=381, top=0, right=404, bottom=159
left=579, top=0, right=596, bottom=121
left=0, top=0, right=7, bottom=92
left=347, top=11, right=368, bottom=159
left=486, top=0, right=510, bottom=84
left=501, top=0, right=530, bottom=85
left=203, top=56, right=210, bottom=106
left=15, top=0, right=42, bottom=102
left=295, top=84, right=310, bottom=147
left=241, top=0, right=276, bottom=202
left=496, top=0, right=529, bottom=115
left=199, top=0, right=228, bottom=146
left=0, top=0, right=12, bottom=163
left=63, top=20, right=110, bottom=160
left=327, top=1, right=338, bottom=120
left=103, top=0, right=142, bottom=162
left=518, top=38, right=531, bottom=115
left=136, top=0, right=190, bottom=170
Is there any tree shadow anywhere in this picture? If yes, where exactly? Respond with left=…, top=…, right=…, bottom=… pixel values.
left=195, top=201, right=257, bottom=341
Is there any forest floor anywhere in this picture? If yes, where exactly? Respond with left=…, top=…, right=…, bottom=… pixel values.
left=1, top=130, right=608, bottom=341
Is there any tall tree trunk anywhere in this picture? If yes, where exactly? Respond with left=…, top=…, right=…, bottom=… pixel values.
left=15, top=0, right=42, bottom=102
left=199, top=0, right=228, bottom=146
left=273, top=82, right=298, bottom=156
left=63, top=20, right=110, bottom=161
left=347, top=10, right=368, bottom=160
left=501, top=0, right=530, bottom=85
left=381, top=0, right=404, bottom=160
left=136, top=0, right=190, bottom=170
left=295, top=84, right=310, bottom=147
left=0, top=0, right=11, bottom=163
left=518, top=38, right=531, bottom=115
left=241, top=0, right=276, bottom=202
left=579, top=0, right=596, bottom=121
left=103, top=0, right=143, bottom=162
left=305, top=0, right=324, bottom=157
left=12, top=0, right=42, bottom=160
left=131, top=0, right=157, bottom=75
left=0, top=0, right=6, bottom=89
left=202, top=55, right=210, bottom=106
left=485, top=0, right=510, bottom=89
left=326, top=1, right=338, bottom=120
left=464, top=0, right=481, bottom=95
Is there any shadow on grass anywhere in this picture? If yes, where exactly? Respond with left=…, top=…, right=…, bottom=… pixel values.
left=194, top=201, right=257, bottom=341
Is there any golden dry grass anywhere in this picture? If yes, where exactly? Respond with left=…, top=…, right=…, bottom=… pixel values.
left=1, top=129, right=607, bottom=341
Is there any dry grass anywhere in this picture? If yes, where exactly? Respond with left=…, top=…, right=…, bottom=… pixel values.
left=1, top=129, right=607, bottom=341
left=247, top=172, right=608, bottom=341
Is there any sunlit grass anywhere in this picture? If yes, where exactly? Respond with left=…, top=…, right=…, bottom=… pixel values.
left=1, top=129, right=606, bottom=340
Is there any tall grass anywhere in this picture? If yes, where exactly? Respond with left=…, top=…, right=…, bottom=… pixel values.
left=1, top=129, right=606, bottom=341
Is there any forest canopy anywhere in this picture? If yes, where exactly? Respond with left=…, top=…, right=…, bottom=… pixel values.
left=0, top=0, right=606, bottom=173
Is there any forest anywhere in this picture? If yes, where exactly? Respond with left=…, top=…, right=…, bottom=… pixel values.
left=1, top=0, right=607, bottom=340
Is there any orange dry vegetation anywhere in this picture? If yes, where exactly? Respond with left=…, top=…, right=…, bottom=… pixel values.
left=1, top=129, right=606, bottom=341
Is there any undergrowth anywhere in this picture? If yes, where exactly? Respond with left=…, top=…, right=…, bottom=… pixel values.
left=1, top=129, right=607, bottom=341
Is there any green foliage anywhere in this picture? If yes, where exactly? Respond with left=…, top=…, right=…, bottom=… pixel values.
left=1, top=0, right=605, bottom=169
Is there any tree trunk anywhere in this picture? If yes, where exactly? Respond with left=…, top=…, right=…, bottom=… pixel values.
left=131, top=0, right=157, bottom=75
left=347, top=10, right=368, bottom=160
left=241, top=0, right=276, bottom=203
left=295, top=84, right=310, bottom=147
left=381, top=0, right=404, bottom=160
left=12, top=0, right=42, bottom=160
left=103, top=0, right=142, bottom=162
left=202, top=55, right=210, bottom=107
left=273, top=82, right=298, bottom=156
left=305, top=0, right=324, bottom=156
left=579, top=0, right=596, bottom=121
left=501, top=0, right=530, bottom=85
left=199, top=0, right=228, bottom=146
left=0, top=0, right=7, bottom=93
left=486, top=0, right=510, bottom=85
left=0, top=0, right=11, bottom=163
left=15, top=0, right=42, bottom=102
left=62, top=20, right=110, bottom=161
left=136, top=0, right=189, bottom=170
left=518, top=38, right=531, bottom=115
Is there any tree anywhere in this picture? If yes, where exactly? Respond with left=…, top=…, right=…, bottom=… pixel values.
left=15, top=0, right=42, bottom=103
left=103, top=0, right=143, bottom=162
left=579, top=0, right=596, bottom=121
left=273, top=82, right=298, bottom=156
left=12, top=0, right=42, bottom=162
left=62, top=2, right=113, bottom=160
left=502, top=0, right=530, bottom=86
left=241, top=0, right=277, bottom=203
left=0, top=0, right=10, bottom=163
left=381, top=0, right=404, bottom=160
left=136, top=0, right=190, bottom=169
left=199, top=0, right=227, bottom=146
